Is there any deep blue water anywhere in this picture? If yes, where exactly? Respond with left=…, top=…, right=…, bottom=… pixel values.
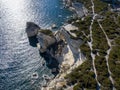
left=0, top=0, right=73, bottom=90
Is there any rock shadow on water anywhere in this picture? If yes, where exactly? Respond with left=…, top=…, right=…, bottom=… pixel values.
left=28, top=36, right=38, bottom=47
left=39, top=41, right=64, bottom=76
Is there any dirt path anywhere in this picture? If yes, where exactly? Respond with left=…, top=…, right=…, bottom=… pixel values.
left=97, top=20, right=116, bottom=90
left=87, top=0, right=101, bottom=89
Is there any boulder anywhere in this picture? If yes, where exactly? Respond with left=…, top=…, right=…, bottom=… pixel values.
left=51, top=24, right=57, bottom=29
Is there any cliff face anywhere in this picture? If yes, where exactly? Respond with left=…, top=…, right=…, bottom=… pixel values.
left=40, top=28, right=84, bottom=90
left=37, top=32, right=56, bottom=53
left=37, top=27, right=83, bottom=67
left=54, top=28, right=83, bottom=64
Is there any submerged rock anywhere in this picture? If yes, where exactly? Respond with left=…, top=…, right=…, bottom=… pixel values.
left=51, top=24, right=57, bottom=29
left=31, top=72, right=39, bottom=79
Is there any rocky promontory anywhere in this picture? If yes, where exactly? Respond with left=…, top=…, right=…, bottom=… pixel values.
left=26, top=21, right=85, bottom=89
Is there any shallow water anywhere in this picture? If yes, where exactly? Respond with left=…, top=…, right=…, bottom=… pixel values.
left=0, top=0, right=73, bottom=90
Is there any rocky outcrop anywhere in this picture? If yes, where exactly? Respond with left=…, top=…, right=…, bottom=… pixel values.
left=26, top=22, right=40, bottom=37
left=26, top=22, right=84, bottom=89
left=25, top=22, right=81, bottom=61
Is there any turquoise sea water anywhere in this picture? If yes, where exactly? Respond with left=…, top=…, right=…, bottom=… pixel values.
left=0, top=0, right=73, bottom=90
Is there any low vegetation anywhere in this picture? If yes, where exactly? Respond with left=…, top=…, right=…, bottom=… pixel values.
left=65, top=60, right=97, bottom=89
left=109, top=46, right=120, bottom=89
left=39, top=29, right=54, bottom=37
left=65, top=0, right=120, bottom=90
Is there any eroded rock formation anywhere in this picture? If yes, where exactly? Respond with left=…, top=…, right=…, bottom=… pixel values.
left=26, top=22, right=84, bottom=89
